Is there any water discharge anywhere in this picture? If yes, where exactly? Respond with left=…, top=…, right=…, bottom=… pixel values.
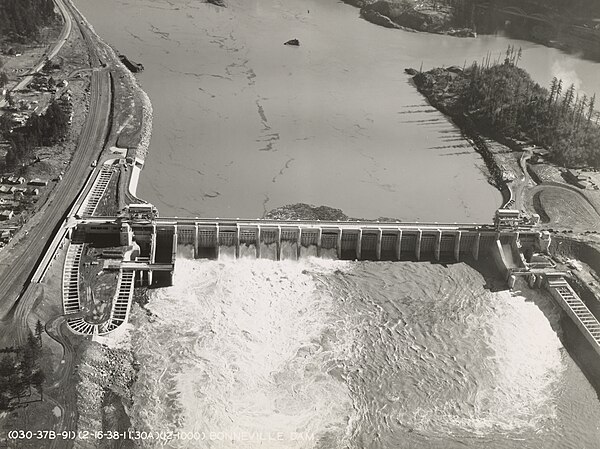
left=129, top=258, right=600, bottom=448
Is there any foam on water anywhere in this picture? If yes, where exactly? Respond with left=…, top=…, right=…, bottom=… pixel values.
left=129, top=258, right=600, bottom=449
left=130, top=257, right=355, bottom=448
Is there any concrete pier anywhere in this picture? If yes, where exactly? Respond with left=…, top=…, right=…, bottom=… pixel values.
left=472, top=232, right=481, bottom=261
left=396, top=230, right=402, bottom=261
left=454, top=231, right=462, bottom=261
left=415, top=230, right=422, bottom=261
left=256, top=226, right=261, bottom=259
left=434, top=230, right=442, bottom=261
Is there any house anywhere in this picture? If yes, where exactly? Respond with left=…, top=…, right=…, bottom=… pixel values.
left=7, top=176, right=25, bottom=185
left=28, top=188, right=40, bottom=196
left=0, top=186, right=11, bottom=194
left=28, top=178, right=48, bottom=186
left=0, top=210, right=14, bottom=221
left=0, top=229, right=11, bottom=243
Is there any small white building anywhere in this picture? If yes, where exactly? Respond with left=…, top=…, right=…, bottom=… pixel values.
left=0, top=210, right=14, bottom=221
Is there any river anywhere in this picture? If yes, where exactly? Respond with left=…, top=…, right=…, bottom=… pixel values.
left=128, top=257, right=600, bottom=448
left=71, top=0, right=600, bottom=447
left=74, top=0, right=600, bottom=221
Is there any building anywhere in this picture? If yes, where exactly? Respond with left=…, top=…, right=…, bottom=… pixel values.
left=0, top=229, right=11, bottom=243
left=6, top=176, right=25, bottom=185
left=494, top=209, right=521, bottom=230
left=28, top=178, right=48, bottom=186
left=125, top=203, right=159, bottom=219
left=0, top=210, right=14, bottom=221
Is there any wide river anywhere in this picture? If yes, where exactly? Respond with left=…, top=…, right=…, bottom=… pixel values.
left=73, top=0, right=600, bottom=447
left=75, top=0, right=600, bottom=221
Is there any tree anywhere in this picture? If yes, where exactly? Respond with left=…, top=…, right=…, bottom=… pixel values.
left=588, top=94, right=596, bottom=122
left=31, top=369, right=45, bottom=401
left=0, top=0, right=59, bottom=41
left=549, top=77, right=558, bottom=106
left=35, top=319, right=44, bottom=347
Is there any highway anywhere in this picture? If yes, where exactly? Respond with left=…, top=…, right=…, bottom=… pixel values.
left=0, top=19, right=112, bottom=335
left=0, top=1, right=114, bottom=444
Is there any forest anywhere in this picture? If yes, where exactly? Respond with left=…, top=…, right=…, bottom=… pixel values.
left=1, top=100, right=70, bottom=168
left=0, top=0, right=58, bottom=42
left=0, top=323, right=45, bottom=410
left=414, top=47, right=600, bottom=167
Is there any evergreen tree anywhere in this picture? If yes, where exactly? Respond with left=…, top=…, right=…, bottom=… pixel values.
left=35, top=319, right=44, bottom=347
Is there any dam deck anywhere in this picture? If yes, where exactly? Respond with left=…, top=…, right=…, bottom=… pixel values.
left=80, top=213, right=542, bottom=264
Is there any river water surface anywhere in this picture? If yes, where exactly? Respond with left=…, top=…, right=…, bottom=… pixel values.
left=129, top=257, right=600, bottom=448
left=74, top=0, right=600, bottom=220
left=72, top=0, right=600, bottom=447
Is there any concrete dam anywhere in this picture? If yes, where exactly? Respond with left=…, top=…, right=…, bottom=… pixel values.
left=62, top=205, right=600, bottom=359
left=77, top=210, right=544, bottom=289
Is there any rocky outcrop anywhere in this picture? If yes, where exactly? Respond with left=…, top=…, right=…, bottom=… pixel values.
left=360, top=9, right=402, bottom=29
left=446, top=28, right=476, bottom=38
left=343, top=0, right=476, bottom=37
left=118, top=54, right=144, bottom=73
left=264, top=204, right=348, bottom=221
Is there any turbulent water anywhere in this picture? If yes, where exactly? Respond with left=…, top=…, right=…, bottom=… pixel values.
left=130, top=255, right=600, bottom=448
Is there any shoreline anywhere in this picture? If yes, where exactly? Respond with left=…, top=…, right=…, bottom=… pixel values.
left=408, top=64, right=600, bottom=218
left=341, top=0, right=477, bottom=37
left=56, top=0, right=153, bottom=441
left=407, top=70, right=512, bottom=207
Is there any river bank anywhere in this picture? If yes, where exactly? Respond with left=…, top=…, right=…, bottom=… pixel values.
left=66, top=0, right=153, bottom=443
left=343, top=0, right=600, bottom=63
left=408, top=65, right=515, bottom=205
left=12, top=0, right=156, bottom=443
left=409, top=61, right=600, bottom=222
left=342, top=0, right=476, bottom=36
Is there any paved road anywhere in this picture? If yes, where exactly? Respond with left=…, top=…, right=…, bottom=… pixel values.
left=0, top=0, right=73, bottom=110
left=45, top=315, right=78, bottom=449
left=525, top=183, right=600, bottom=231
left=0, top=58, right=111, bottom=327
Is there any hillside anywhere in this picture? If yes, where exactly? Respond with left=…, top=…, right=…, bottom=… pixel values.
left=0, top=0, right=58, bottom=42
